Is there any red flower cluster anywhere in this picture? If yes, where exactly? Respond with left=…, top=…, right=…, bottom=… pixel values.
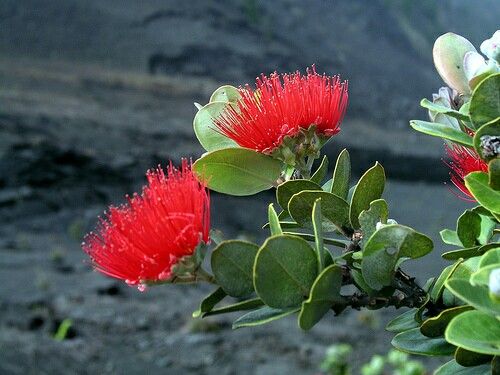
left=215, top=66, right=348, bottom=153
left=83, top=160, right=210, bottom=289
left=445, top=144, right=488, bottom=200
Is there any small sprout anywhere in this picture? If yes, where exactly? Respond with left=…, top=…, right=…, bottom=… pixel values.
left=50, top=247, right=66, bottom=264
left=67, top=219, right=85, bottom=241
left=53, top=319, right=73, bottom=341
left=361, top=355, right=385, bottom=375
left=320, top=344, right=352, bottom=375
left=188, top=318, right=224, bottom=333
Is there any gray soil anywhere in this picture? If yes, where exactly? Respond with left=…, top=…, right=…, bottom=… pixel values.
left=0, top=1, right=496, bottom=374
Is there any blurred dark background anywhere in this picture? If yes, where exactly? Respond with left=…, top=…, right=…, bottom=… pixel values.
left=1, top=1, right=498, bottom=374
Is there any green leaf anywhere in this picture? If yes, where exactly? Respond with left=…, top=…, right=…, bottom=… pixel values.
left=433, top=32, right=476, bottom=94
left=490, top=159, right=500, bottom=190
left=312, top=199, right=325, bottom=271
left=420, top=306, right=473, bottom=338
left=276, top=179, right=322, bottom=212
left=330, top=149, right=351, bottom=200
left=469, top=73, right=500, bottom=128
left=349, top=162, right=385, bottom=229
left=288, top=190, right=351, bottom=234
left=361, top=225, right=433, bottom=290
left=457, top=210, right=482, bottom=247
left=448, top=257, right=482, bottom=280
left=232, top=306, right=299, bottom=329
left=479, top=247, right=500, bottom=268
left=359, top=199, right=389, bottom=247
left=444, top=245, right=500, bottom=263
left=298, top=265, right=343, bottom=330
left=386, top=309, right=419, bottom=333
left=211, top=240, right=259, bottom=297
left=478, top=215, right=496, bottom=245
left=409, top=120, right=474, bottom=147
left=351, top=269, right=380, bottom=296
left=465, top=172, right=500, bottom=214
left=282, top=232, right=348, bottom=248
left=209, top=85, right=241, bottom=103
left=430, top=261, right=463, bottom=303
left=391, top=328, right=455, bottom=356
left=253, top=235, right=318, bottom=308
left=311, top=156, right=329, bottom=184
left=471, top=265, right=500, bottom=286
left=202, top=298, right=264, bottom=317
left=193, top=148, right=283, bottom=196
left=268, top=203, right=283, bottom=236
left=440, top=229, right=463, bottom=246
left=192, top=287, right=227, bottom=318
left=420, top=98, right=469, bottom=121
left=193, top=102, right=239, bottom=152
left=454, top=347, right=492, bottom=367
left=446, top=279, right=500, bottom=316
left=473, top=118, right=500, bottom=161
left=434, top=360, right=491, bottom=375
left=445, top=310, right=500, bottom=356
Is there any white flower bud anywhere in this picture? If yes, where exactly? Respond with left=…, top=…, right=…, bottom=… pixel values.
left=489, top=268, right=500, bottom=297
left=480, top=30, right=500, bottom=63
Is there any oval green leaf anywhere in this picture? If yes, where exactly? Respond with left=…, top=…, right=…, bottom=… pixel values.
left=192, top=287, right=227, bottom=318
left=445, top=310, right=500, bottom=356
left=465, top=172, right=500, bottom=214
left=445, top=279, right=500, bottom=316
left=298, top=264, right=343, bottom=330
left=193, top=148, right=284, bottom=196
left=457, top=210, right=482, bottom=248
left=420, top=98, right=469, bottom=121
left=288, top=190, right=350, bottom=234
left=362, top=225, right=433, bottom=290
left=409, top=120, right=474, bottom=147
left=391, top=327, right=456, bottom=356
left=310, top=155, right=329, bottom=185
left=469, top=73, right=500, bottom=128
left=232, top=306, right=299, bottom=329
left=276, top=179, right=322, bottom=211
left=434, top=360, right=491, bottom=375
left=193, top=102, right=239, bottom=151
left=330, top=149, right=351, bottom=200
left=349, top=162, right=385, bottom=229
left=386, top=309, right=419, bottom=333
left=211, top=240, right=259, bottom=297
left=420, top=305, right=472, bottom=338
left=454, top=347, right=492, bottom=367
left=254, top=235, right=318, bottom=308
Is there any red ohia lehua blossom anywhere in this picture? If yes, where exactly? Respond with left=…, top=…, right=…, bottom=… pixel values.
left=214, top=66, right=349, bottom=153
left=445, top=144, right=488, bottom=200
left=82, top=160, right=210, bottom=290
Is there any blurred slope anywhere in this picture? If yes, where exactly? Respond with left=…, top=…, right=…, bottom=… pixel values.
left=1, top=0, right=499, bottom=127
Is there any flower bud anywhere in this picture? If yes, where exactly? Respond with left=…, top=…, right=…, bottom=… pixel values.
left=480, top=30, right=500, bottom=63
left=489, top=268, right=500, bottom=302
left=463, top=51, right=500, bottom=89
left=433, top=33, right=477, bottom=94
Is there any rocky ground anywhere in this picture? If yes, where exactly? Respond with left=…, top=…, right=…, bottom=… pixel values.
left=0, top=1, right=495, bottom=373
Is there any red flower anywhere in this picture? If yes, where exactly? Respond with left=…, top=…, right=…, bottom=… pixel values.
left=215, top=66, right=348, bottom=153
left=82, top=160, right=210, bottom=290
left=445, top=144, right=488, bottom=200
